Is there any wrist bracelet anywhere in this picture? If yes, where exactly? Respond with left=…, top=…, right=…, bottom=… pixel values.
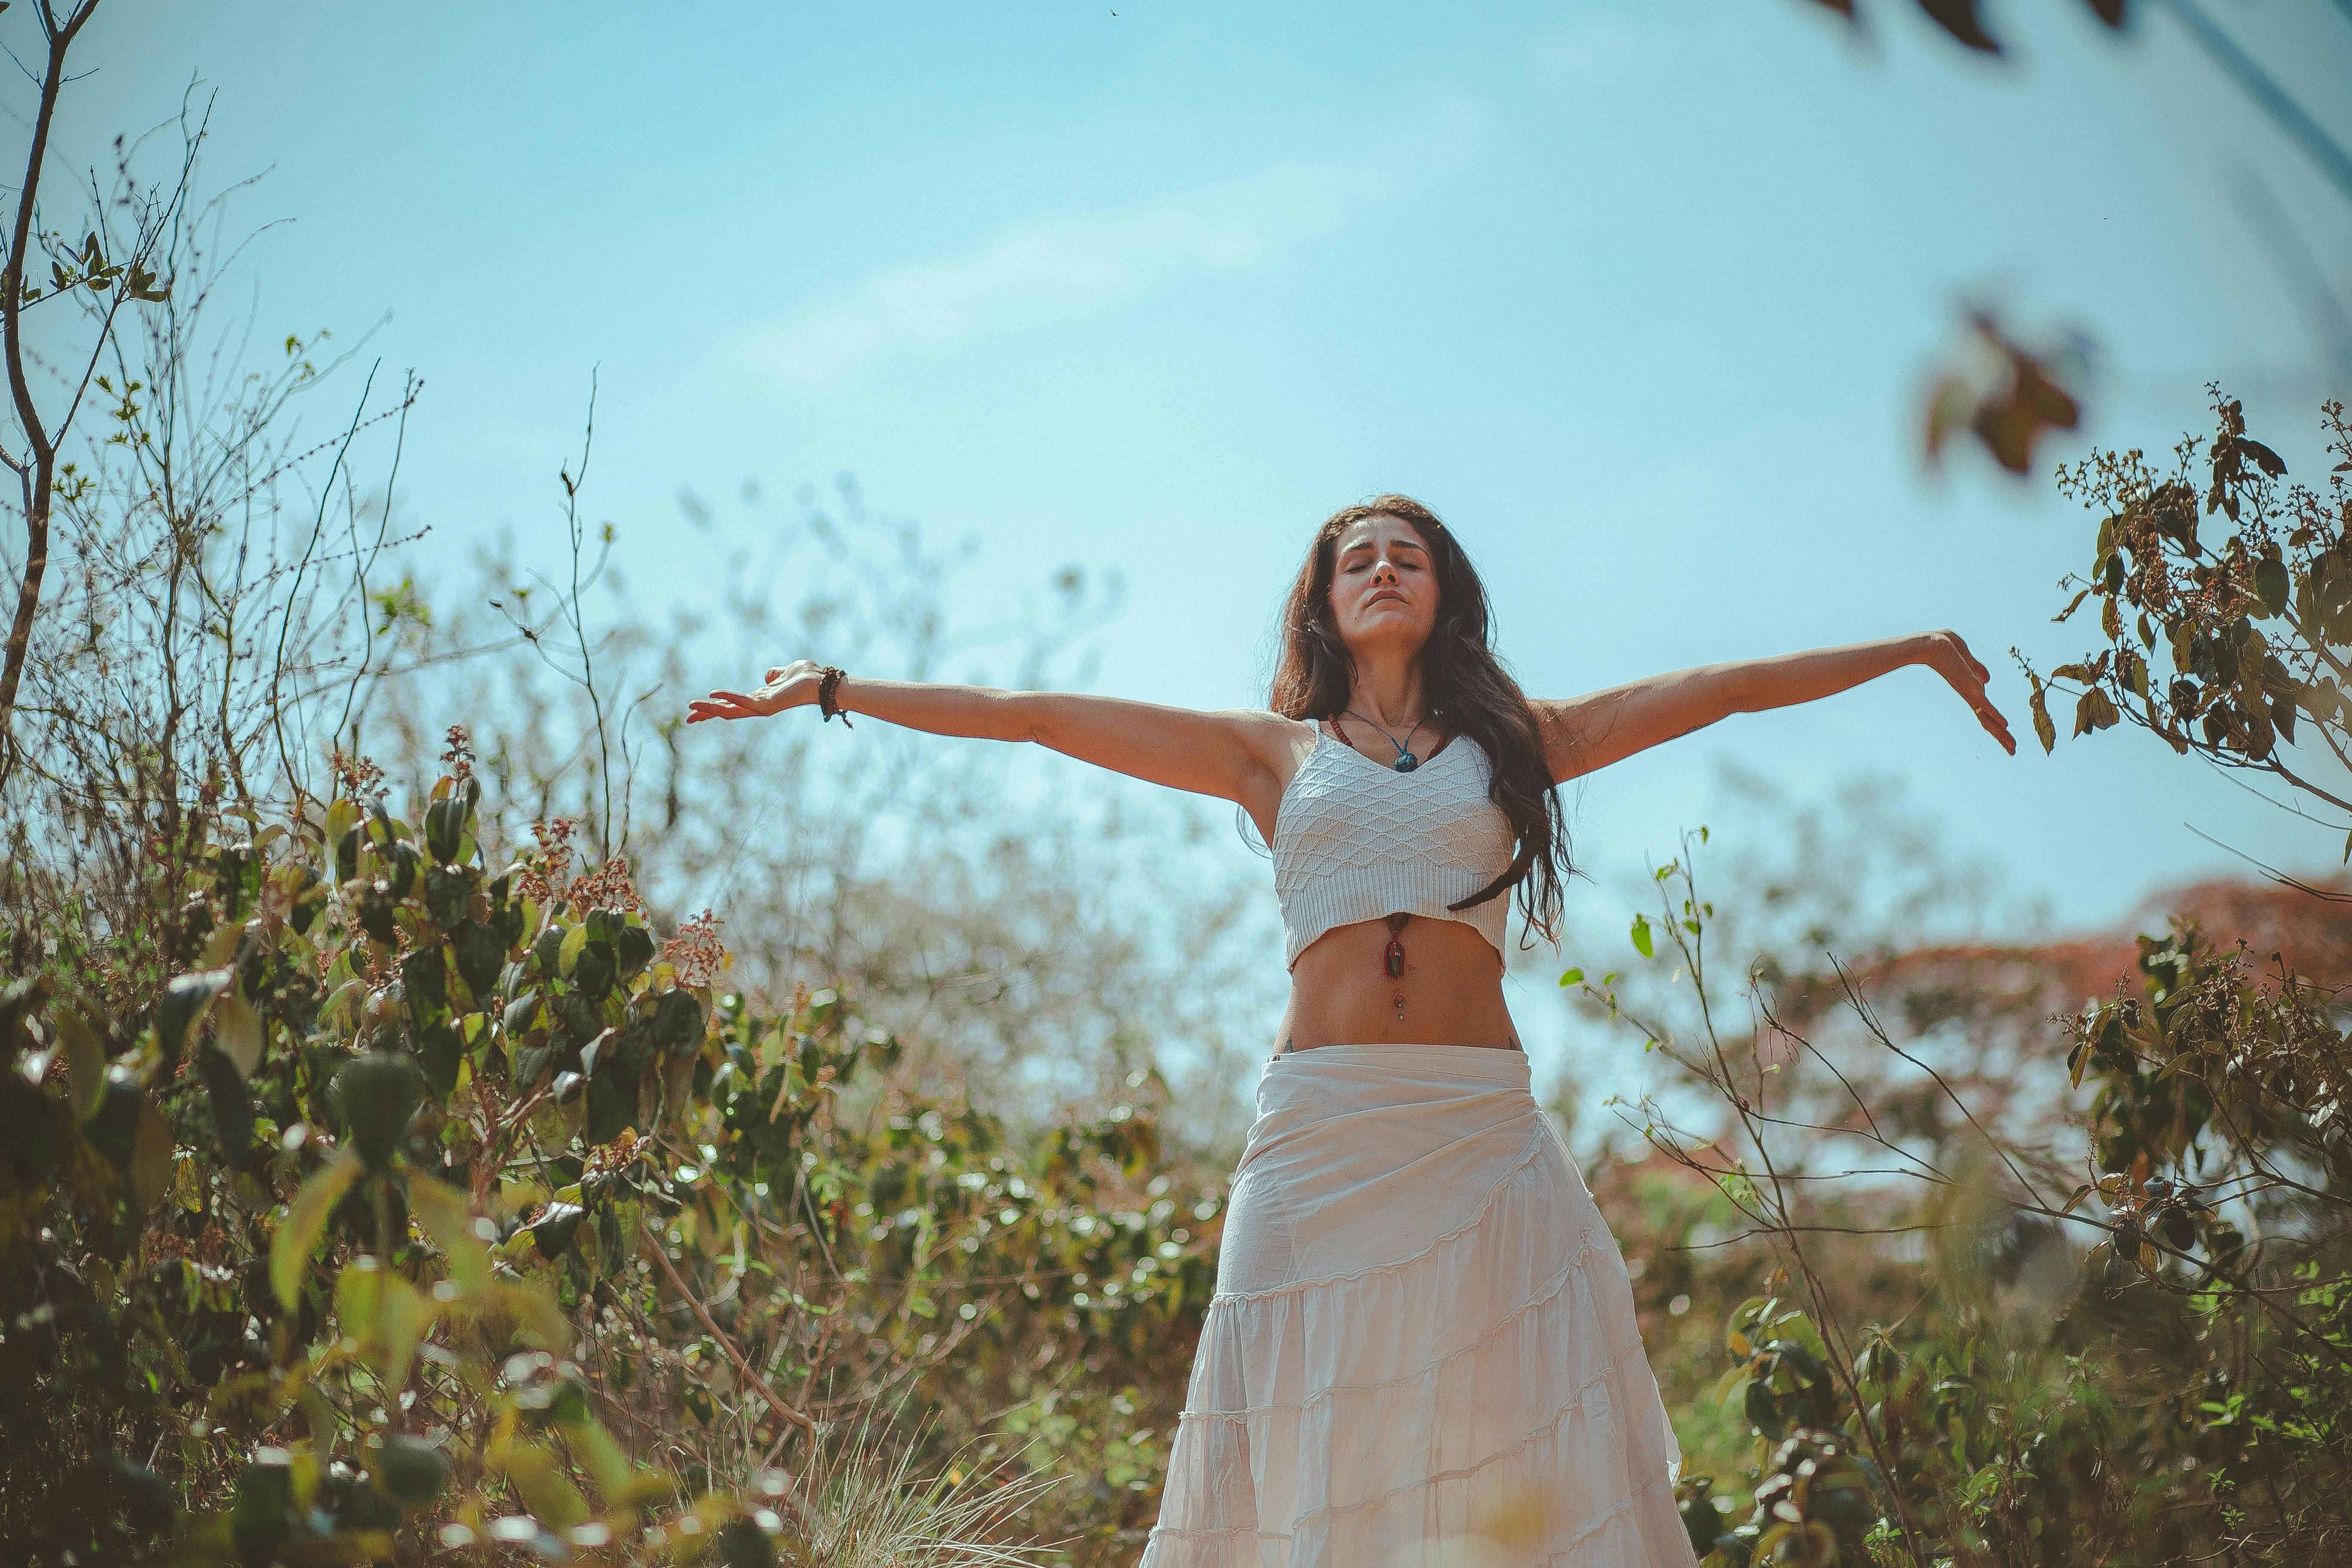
left=817, top=666, right=854, bottom=727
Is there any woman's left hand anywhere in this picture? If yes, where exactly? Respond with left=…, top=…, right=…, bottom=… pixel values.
left=1923, top=630, right=2015, bottom=755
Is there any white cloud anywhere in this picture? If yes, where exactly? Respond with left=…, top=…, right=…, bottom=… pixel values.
left=740, top=159, right=1399, bottom=389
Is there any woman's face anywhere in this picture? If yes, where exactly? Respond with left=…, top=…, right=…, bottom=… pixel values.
left=1325, top=513, right=1439, bottom=662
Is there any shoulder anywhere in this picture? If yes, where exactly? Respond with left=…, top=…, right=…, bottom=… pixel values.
left=1217, top=709, right=1322, bottom=789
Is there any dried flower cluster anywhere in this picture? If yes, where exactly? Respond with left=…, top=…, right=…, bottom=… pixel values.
left=566, top=853, right=644, bottom=918
left=329, top=749, right=386, bottom=801
left=439, top=724, right=475, bottom=782
left=662, top=908, right=728, bottom=988
left=512, top=817, right=579, bottom=906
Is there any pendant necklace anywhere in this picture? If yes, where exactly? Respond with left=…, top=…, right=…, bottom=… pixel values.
left=1329, top=712, right=1431, bottom=1020
left=1336, top=708, right=1428, bottom=772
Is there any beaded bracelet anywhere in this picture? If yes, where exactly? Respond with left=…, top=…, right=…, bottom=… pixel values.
left=817, top=666, right=854, bottom=727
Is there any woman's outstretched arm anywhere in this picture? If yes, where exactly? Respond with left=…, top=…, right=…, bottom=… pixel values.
left=686, top=659, right=1305, bottom=820
left=1534, top=631, right=2013, bottom=784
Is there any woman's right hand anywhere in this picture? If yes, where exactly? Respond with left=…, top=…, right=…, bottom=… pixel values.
left=685, top=659, right=823, bottom=724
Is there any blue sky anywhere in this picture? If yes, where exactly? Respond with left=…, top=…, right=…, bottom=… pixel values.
left=47, top=0, right=2352, bottom=954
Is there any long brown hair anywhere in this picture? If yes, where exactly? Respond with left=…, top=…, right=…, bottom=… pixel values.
left=1268, top=494, right=1568, bottom=949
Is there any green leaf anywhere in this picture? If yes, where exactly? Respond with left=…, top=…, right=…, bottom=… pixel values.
left=58, top=1008, right=104, bottom=1124
left=156, top=968, right=231, bottom=1060
left=272, top=1148, right=364, bottom=1309
left=2255, top=557, right=2291, bottom=617
left=566, top=1418, right=634, bottom=1500
left=130, top=1100, right=174, bottom=1213
left=214, top=992, right=263, bottom=1078
left=558, top=923, right=588, bottom=977
left=325, top=796, right=360, bottom=851
left=1557, top=968, right=1584, bottom=988
left=1629, top=915, right=1654, bottom=959
left=334, top=1051, right=422, bottom=1172
left=337, top=1258, right=433, bottom=1391
left=374, top=1435, right=451, bottom=1511
left=407, top=1173, right=492, bottom=1297
left=489, top=1438, right=589, bottom=1530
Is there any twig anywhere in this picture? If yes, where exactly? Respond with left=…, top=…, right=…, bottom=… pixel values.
left=644, top=1218, right=816, bottom=1441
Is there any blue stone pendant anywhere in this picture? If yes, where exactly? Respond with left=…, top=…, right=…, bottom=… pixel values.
left=1393, top=753, right=1418, bottom=772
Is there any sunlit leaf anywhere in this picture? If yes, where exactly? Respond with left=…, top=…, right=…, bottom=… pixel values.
left=58, top=1008, right=104, bottom=1124
left=489, top=1438, right=589, bottom=1529
left=272, top=1148, right=364, bottom=1309
left=407, top=1173, right=492, bottom=1296
left=214, top=993, right=263, bottom=1078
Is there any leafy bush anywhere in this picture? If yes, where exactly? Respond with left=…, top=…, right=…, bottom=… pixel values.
left=1568, top=395, right=2352, bottom=1568
left=0, top=753, right=1224, bottom=1565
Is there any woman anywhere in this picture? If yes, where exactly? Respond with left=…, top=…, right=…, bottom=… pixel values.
left=686, top=495, right=2013, bottom=1567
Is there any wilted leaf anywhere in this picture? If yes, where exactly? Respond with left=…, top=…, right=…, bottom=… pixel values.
left=2073, top=686, right=2121, bottom=736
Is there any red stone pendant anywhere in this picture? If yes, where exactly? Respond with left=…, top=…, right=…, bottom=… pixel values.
left=1382, top=913, right=1409, bottom=980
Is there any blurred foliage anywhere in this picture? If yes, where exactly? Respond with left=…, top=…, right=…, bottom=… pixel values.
left=1801, top=0, right=2129, bottom=58
left=1923, top=315, right=2087, bottom=479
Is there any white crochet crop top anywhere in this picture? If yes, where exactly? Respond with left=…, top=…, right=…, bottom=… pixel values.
left=1270, top=723, right=1516, bottom=969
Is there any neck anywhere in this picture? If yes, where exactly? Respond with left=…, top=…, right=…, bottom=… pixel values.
left=1344, top=652, right=1427, bottom=729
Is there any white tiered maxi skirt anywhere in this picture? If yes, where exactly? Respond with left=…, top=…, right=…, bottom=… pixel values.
left=1141, top=1044, right=1698, bottom=1568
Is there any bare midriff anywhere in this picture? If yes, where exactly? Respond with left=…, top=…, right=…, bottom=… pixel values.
left=1276, top=914, right=1521, bottom=1053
